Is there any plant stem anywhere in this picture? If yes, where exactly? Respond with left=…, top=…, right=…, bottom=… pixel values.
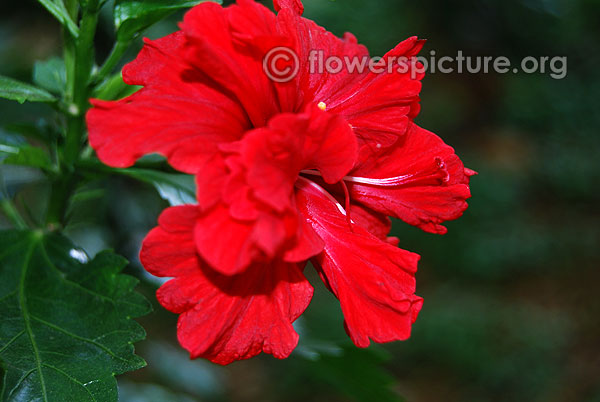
left=46, top=0, right=100, bottom=227
left=94, top=40, right=130, bottom=85
left=1, top=198, right=28, bottom=230
left=63, top=0, right=77, bottom=106
left=64, top=0, right=100, bottom=166
left=45, top=174, right=74, bottom=229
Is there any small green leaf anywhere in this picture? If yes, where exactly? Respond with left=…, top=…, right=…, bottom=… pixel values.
left=93, top=72, right=141, bottom=100
left=114, top=0, right=219, bottom=41
left=35, top=0, right=80, bottom=38
left=70, top=188, right=106, bottom=205
left=0, top=230, right=152, bottom=402
left=121, top=168, right=196, bottom=206
left=0, top=76, right=57, bottom=104
left=33, top=57, right=67, bottom=95
left=0, top=144, right=52, bottom=170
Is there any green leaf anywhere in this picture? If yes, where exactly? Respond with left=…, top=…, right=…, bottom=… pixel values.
left=0, top=144, right=52, bottom=170
left=0, top=230, right=151, bottom=402
left=0, top=76, right=57, bottom=104
left=35, top=0, right=80, bottom=38
left=279, top=344, right=403, bottom=402
left=121, top=168, right=196, bottom=206
left=92, top=72, right=141, bottom=101
left=283, top=282, right=405, bottom=402
left=301, top=346, right=403, bottom=402
left=33, top=57, right=67, bottom=95
left=114, top=0, right=219, bottom=41
left=4, top=122, right=57, bottom=144
left=70, top=188, right=106, bottom=205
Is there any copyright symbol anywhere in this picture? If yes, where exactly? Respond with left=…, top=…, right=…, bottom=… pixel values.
left=263, top=47, right=300, bottom=83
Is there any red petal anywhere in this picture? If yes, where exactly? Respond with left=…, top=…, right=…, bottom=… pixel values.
left=87, top=32, right=249, bottom=173
left=347, top=123, right=474, bottom=234
left=230, top=106, right=357, bottom=213
left=283, top=217, right=325, bottom=263
left=230, top=0, right=279, bottom=39
left=273, top=13, right=424, bottom=163
left=194, top=203, right=297, bottom=275
left=181, top=1, right=284, bottom=127
left=194, top=153, right=228, bottom=210
left=140, top=205, right=201, bottom=277
left=200, top=107, right=354, bottom=272
left=296, top=179, right=423, bottom=347
left=167, top=260, right=312, bottom=365
left=328, top=37, right=425, bottom=165
left=122, top=31, right=185, bottom=86
left=348, top=203, right=392, bottom=241
left=274, top=0, right=304, bottom=15
left=194, top=107, right=355, bottom=274
left=275, top=10, right=369, bottom=105
left=141, top=206, right=313, bottom=365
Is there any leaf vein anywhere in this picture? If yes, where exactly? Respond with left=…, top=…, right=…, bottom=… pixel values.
left=18, top=239, right=49, bottom=402
left=30, top=315, right=130, bottom=364
left=41, top=363, right=98, bottom=402
left=0, top=329, right=25, bottom=355
left=7, top=368, right=37, bottom=400
left=39, top=243, right=117, bottom=305
left=0, top=289, right=18, bottom=304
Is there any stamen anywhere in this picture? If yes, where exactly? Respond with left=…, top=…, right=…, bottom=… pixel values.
left=301, top=169, right=413, bottom=187
left=342, top=174, right=414, bottom=186
left=317, top=101, right=327, bottom=111
left=301, top=155, right=450, bottom=188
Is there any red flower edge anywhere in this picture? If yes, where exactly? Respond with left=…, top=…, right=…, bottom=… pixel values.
left=87, top=0, right=475, bottom=364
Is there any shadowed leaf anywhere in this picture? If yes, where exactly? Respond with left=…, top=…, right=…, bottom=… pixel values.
left=0, top=230, right=151, bottom=402
left=121, top=168, right=196, bottom=206
left=114, top=0, right=220, bottom=41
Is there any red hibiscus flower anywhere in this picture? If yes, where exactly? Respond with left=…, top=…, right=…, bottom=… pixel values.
left=87, top=0, right=475, bottom=364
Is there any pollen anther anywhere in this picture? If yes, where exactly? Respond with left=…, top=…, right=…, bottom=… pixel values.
left=317, top=101, right=327, bottom=111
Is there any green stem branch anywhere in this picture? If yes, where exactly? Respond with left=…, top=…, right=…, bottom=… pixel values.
left=94, top=40, right=130, bottom=85
left=64, top=0, right=100, bottom=166
left=47, top=0, right=100, bottom=227
left=1, top=198, right=28, bottom=230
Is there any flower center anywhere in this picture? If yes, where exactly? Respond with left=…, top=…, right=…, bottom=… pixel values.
left=317, top=101, right=327, bottom=111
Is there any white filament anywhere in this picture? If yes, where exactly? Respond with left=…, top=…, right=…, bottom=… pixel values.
left=300, top=169, right=412, bottom=187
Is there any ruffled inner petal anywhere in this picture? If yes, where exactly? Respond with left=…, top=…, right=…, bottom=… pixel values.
left=140, top=205, right=313, bottom=365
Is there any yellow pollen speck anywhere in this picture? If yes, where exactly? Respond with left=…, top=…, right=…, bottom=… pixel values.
left=317, top=101, right=327, bottom=111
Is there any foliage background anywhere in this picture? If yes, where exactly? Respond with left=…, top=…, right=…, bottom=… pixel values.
left=1, top=0, right=598, bottom=401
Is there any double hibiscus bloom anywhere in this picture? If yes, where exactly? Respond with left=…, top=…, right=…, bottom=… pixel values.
left=87, top=0, right=474, bottom=364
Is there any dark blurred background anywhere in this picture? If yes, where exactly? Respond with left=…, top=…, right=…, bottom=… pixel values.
left=1, top=0, right=599, bottom=401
